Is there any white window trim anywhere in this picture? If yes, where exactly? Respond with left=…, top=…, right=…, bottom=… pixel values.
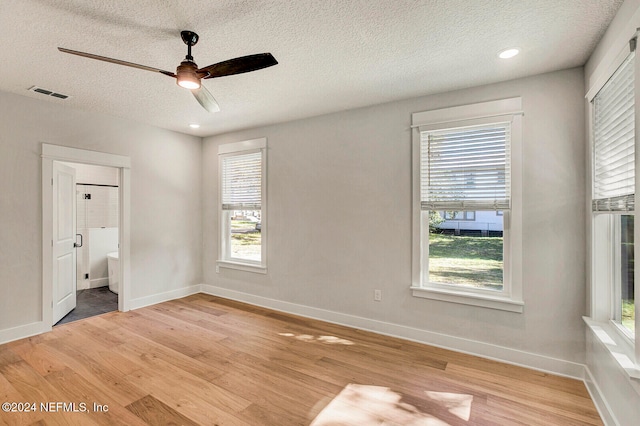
left=584, top=317, right=640, bottom=381
left=411, top=98, right=524, bottom=313
left=217, top=138, right=267, bottom=273
left=586, top=32, right=640, bottom=380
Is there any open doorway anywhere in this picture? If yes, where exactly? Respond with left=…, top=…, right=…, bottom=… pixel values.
left=55, top=162, right=120, bottom=325
left=42, top=144, right=131, bottom=331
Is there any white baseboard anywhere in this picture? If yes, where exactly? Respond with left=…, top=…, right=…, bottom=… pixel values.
left=88, top=278, right=109, bottom=289
left=129, top=285, right=202, bottom=311
left=200, top=284, right=585, bottom=380
left=583, top=366, right=617, bottom=426
left=77, top=279, right=108, bottom=290
left=0, top=321, right=49, bottom=345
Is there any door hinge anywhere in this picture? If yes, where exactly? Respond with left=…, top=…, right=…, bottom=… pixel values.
left=51, top=178, right=53, bottom=185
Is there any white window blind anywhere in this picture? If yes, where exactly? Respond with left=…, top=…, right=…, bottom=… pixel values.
left=221, top=151, right=262, bottom=210
left=592, top=52, right=635, bottom=212
left=420, top=123, right=511, bottom=211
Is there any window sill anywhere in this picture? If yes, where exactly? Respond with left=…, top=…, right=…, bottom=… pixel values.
left=583, top=316, right=640, bottom=381
left=217, top=260, right=267, bottom=274
left=410, top=286, right=524, bottom=313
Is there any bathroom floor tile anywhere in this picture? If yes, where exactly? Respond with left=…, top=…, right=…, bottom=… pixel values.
left=55, top=287, right=118, bottom=326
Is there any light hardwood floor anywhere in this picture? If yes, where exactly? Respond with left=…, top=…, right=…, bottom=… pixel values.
left=0, top=294, right=602, bottom=425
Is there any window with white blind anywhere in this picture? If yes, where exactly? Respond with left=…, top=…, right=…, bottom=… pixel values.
left=593, top=52, right=635, bottom=213
left=421, top=123, right=511, bottom=212
left=590, top=46, right=636, bottom=342
left=218, top=138, right=267, bottom=272
left=411, top=98, right=523, bottom=312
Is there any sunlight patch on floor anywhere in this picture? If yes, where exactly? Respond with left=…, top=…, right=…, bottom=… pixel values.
left=424, top=391, right=472, bottom=421
left=278, top=332, right=355, bottom=345
left=310, top=384, right=473, bottom=425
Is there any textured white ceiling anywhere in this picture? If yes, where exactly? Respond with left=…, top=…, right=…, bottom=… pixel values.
left=0, top=0, right=623, bottom=137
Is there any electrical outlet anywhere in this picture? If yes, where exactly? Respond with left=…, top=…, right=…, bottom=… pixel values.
left=216, top=265, right=220, bottom=273
left=374, top=289, right=382, bottom=301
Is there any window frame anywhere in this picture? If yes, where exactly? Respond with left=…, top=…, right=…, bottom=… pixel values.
left=411, top=98, right=524, bottom=313
left=217, top=138, right=267, bottom=274
left=587, top=36, right=640, bottom=378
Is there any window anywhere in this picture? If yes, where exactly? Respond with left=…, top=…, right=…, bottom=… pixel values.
left=591, top=47, right=636, bottom=341
left=443, top=211, right=476, bottom=221
left=411, top=98, right=523, bottom=312
left=218, top=138, right=267, bottom=273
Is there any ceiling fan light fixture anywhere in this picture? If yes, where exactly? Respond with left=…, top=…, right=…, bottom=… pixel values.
left=176, top=61, right=201, bottom=89
left=177, top=77, right=200, bottom=90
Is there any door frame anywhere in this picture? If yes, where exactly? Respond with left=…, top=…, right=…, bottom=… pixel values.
left=42, top=143, right=131, bottom=329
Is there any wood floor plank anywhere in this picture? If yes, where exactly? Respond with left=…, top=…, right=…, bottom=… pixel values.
left=444, top=362, right=601, bottom=424
left=7, top=341, right=70, bottom=378
left=0, top=347, right=21, bottom=369
left=41, top=340, right=147, bottom=407
left=123, top=367, right=250, bottom=425
left=0, top=373, right=44, bottom=426
left=483, top=393, right=603, bottom=426
left=108, top=328, right=227, bottom=383
left=43, top=368, right=148, bottom=426
left=0, top=294, right=602, bottom=425
left=412, top=341, right=592, bottom=398
left=0, top=361, right=99, bottom=426
left=109, top=308, right=227, bottom=358
left=126, top=395, right=201, bottom=426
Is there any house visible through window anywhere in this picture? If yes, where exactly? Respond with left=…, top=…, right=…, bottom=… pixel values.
left=411, top=97, right=523, bottom=313
left=218, top=138, right=267, bottom=272
left=443, top=211, right=476, bottom=221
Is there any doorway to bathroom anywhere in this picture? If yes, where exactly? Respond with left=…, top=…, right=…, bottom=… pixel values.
left=42, top=143, right=131, bottom=331
left=55, top=163, right=120, bottom=325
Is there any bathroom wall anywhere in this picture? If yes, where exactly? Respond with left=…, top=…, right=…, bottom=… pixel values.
left=66, top=163, right=120, bottom=290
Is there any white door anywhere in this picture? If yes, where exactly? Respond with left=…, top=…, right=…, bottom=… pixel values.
left=53, top=162, right=77, bottom=324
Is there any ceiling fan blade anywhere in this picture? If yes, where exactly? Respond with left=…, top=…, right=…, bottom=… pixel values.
left=191, top=85, right=220, bottom=113
left=199, top=53, right=277, bottom=79
left=58, top=47, right=176, bottom=77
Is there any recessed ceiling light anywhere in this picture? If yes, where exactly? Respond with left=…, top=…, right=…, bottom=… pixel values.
left=189, top=123, right=200, bottom=129
left=498, top=48, right=520, bottom=59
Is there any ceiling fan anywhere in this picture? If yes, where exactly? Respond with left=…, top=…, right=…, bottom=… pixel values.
left=58, top=30, right=278, bottom=113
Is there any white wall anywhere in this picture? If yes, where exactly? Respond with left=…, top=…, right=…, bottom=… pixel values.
left=584, top=0, right=640, bottom=424
left=0, top=91, right=202, bottom=333
left=202, top=67, right=587, bottom=369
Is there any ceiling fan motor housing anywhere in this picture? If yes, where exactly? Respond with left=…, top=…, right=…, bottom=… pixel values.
left=176, top=60, right=201, bottom=89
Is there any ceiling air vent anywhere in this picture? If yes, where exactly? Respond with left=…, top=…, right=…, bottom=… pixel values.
left=28, top=86, right=70, bottom=100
